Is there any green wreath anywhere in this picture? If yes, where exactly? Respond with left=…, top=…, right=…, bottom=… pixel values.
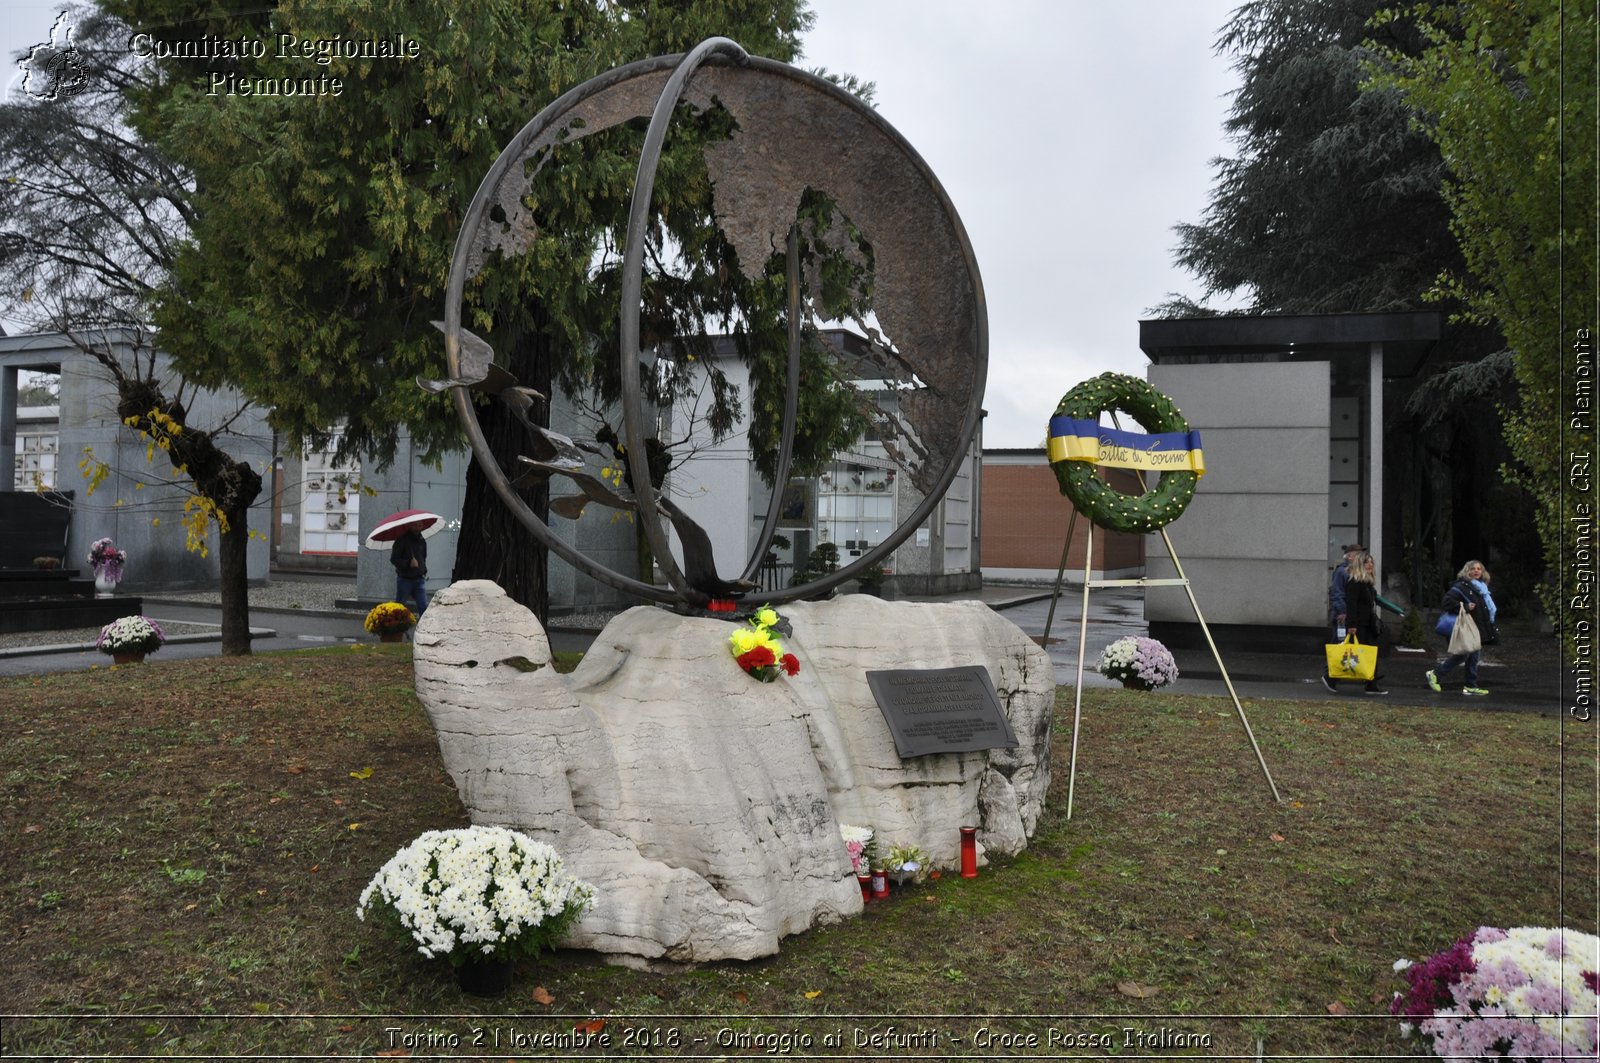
left=1049, top=373, right=1200, bottom=534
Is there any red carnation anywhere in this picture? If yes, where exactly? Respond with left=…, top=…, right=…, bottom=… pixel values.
left=781, top=653, right=800, bottom=676
left=737, top=646, right=777, bottom=671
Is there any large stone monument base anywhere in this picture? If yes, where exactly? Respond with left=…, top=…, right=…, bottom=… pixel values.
left=412, top=580, right=1054, bottom=962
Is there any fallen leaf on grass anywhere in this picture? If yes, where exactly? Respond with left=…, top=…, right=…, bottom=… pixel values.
left=376, top=1049, right=410, bottom=1058
left=531, top=986, right=554, bottom=1006
left=349, top=767, right=373, bottom=780
left=573, top=1019, right=605, bottom=1035
left=285, top=764, right=306, bottom=775
left=1116, top=981, right=1159, bottom=999
left=1270, top=833, right=1286, bottom=842
left=732, top=991, right=749, bottom=1004
left=803, top=989, right=823, bottom=999
left=1326, top=1002, right=1349, bottom=1016
left=22, top=824, right=42, bottom=834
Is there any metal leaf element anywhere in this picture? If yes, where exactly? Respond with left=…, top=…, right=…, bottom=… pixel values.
left=499, top=386, right=546, bottom=432
left=514, top=454, right=586, bottom=483
left=549, top=495, right=592, bottom=520
left=419, top=320, right=494, bottom=390
left=524, top=426, right=587, bottom=467
left=658, top=495, right=755, bottom=597
left=514, top=455, right=634, bottom=521
left=420, top=322, right=548, bottom=409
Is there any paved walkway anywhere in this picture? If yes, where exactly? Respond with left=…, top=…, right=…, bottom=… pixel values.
left=0, top=577, right=1571, bottom=714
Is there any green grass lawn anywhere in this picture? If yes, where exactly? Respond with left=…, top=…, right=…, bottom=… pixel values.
left=1, top=644, right=1593, bottom=1058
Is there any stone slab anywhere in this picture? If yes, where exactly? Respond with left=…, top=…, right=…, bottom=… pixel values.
left=411, top=581, right=1054, bottom=962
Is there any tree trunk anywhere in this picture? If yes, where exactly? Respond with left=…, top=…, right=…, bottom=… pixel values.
left=451, top=319, right=552, bottom=626
left=112, top=378, right=262, bottom=656
left=454, top=460, right=550, bottom=627
left=216, top=503, right=253, bottom=655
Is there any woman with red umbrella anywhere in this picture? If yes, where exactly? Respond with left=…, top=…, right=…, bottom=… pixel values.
left=367, top=510, right=442, bottom=617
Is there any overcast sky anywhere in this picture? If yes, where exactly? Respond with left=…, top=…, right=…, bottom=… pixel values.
left=4, top=1, right=1245, bottom=447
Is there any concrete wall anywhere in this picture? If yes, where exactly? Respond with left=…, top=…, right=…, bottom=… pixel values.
left=27, top=332, right=273, bottom=590
left=1146, top=361, right=1330, bottom=633
left=666, top=358, right=755, bottom=584
left=545, top=398, right=647, bottom=613
left=355, top=443, right=468, bottom=605
left=354, top=401, right=640, bottom=614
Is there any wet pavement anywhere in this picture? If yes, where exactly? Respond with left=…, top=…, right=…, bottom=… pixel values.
left=990, top=588, right=1569, bottom=715
left=0, top=600, right=596, bottom=678
left=0, top=581, right=1573, bottom=715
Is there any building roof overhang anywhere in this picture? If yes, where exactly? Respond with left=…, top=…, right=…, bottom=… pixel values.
left=1138, top=310, right=1443, bottom=379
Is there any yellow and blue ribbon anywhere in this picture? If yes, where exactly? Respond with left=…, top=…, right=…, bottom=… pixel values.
left=1046, top=417, right=1206, bottom=476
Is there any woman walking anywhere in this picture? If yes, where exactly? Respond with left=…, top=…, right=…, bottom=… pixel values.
left=1324, top=551, right=1387, bottom=694
left=1426, top=560, right=1493, bottom=696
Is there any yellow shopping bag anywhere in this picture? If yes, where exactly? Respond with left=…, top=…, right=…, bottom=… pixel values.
left=1324, top=633, right=1377, bottom=681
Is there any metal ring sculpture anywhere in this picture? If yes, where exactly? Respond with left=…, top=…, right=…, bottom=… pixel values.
left=441, top=38, right=987, bottom=606
left=1050, top=373, right=1199, bottom=534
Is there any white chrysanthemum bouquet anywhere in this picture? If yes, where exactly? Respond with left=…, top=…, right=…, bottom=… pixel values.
left=357, top=826, right=595, bottom=966
left=96, top=615, right=165, bottom=656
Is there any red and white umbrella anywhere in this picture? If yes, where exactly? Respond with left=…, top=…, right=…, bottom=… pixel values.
left=364, top=509, right=444, bottom=549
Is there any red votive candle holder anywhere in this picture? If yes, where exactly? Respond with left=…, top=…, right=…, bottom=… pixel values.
left=870, top=866, right=889, bottom=899
left=857, top=872, right=872, bottom=902
left=959, top=826, right=978, bottom=878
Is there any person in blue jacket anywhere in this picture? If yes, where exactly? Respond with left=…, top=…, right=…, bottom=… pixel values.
left=1426, top=561, right=1494, bottom=696
left=1467, top=561, right=1498, bottom=645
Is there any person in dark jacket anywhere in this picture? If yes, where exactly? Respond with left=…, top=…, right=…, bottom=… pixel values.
left=1426, top=561, right=1493, bottom=696
left=1328, top=543, right=1363, bottom=633
left=1324, top=551, right=1386, bottom=694
left=390, top=527, right=429, bottom=616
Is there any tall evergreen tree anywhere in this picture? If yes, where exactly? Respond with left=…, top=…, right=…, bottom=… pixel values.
left=1160, top=0, right=1459, bottom=315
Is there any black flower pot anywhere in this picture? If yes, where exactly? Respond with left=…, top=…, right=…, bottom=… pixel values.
left=455, top=957, right=513, bottom=998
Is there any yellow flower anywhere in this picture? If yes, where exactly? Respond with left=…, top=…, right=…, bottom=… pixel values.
left=364, top=601, right=415, bottom=634
left=754, top=607, right=779, bottom=629
left=729, top=625, right=777, bottom=657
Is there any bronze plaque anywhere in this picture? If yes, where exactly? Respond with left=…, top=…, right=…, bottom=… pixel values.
left=866, top=666, right=1018, bottom=759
